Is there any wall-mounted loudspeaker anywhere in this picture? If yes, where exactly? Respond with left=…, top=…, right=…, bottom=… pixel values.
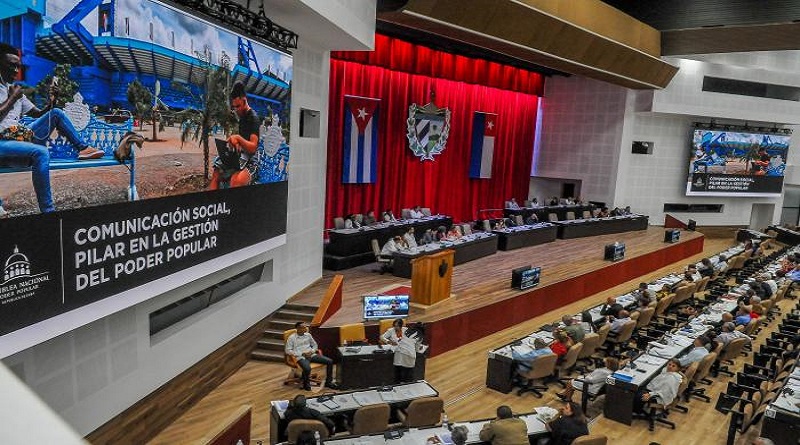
left=632, top=141, right=653, bottom=154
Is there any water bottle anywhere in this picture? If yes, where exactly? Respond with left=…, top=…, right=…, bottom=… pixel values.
left=442, top=412, right=450, bottom=430
left=314, top=430, right=321, bottom=444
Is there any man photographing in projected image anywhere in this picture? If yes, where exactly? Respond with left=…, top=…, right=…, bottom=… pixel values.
left=0, top=43, right=103, bottom=215
left=209, top=81, right=260, bottom=190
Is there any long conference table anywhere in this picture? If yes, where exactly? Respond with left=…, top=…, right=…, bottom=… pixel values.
left=300, top=412, right=550, bottom=444
left=554, top=214, right=649, bottom=239
left=269, top=380, right=438, bottom=444
left=327, top=216, right=453, bottom=257
left=391, top=233, right=498, bottom=278
left=336, top=345, right=426, bottom=390
left=493, top=222, right=558, bottom=251
left=761, top=359, right=800, bottom=444
left=504, top=204, right=595, bottom=222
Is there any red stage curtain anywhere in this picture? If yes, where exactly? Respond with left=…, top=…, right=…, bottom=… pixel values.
left=332, top=34, right=544, bottom=96
left=325, top=40, right=543, bottom=228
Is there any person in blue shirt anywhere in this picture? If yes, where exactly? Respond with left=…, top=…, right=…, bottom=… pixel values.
left=734, top=308, right=752, bottom=326
left=511, top=337, right=552, bottom=374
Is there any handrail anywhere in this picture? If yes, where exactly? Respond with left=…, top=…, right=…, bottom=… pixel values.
left=312, top=274, right=343, bottom=327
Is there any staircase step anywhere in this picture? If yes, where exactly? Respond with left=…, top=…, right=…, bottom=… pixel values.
left=251, top=349, right=285, bottom=362
left=264, top=328, right=286, bottom=338
left=256, top=338, right=285, bottom=351
left=269, top=319, right=297, bottom=330
left=276, top=308, right=315, bottom=321
left=283, top=303, right=318, bottom=313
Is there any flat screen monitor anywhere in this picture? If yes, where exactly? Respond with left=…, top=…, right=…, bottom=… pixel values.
left=511, top=266, right=541, bottom=290
left=664, top=229, right=680, bottom=243
left=363, top=295, right=410, bottom=320
left=687, top=128, right=790, bottom=197
left=604, top=243, right=625, bottom=261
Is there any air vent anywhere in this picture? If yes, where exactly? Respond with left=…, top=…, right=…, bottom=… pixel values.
left=663, top=203, right=724, bottom=213
left=702, top=76, right=800, bottom=102
left=149, top=262, right=270, bottom=335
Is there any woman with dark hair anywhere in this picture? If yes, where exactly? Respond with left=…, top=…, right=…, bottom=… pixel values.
left=295, top=430, right=316, bottom=445
left=546, top=401, right=589, bottom=445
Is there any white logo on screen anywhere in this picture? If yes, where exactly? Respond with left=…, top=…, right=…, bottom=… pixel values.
left=0, top=246, right=52, bottom=304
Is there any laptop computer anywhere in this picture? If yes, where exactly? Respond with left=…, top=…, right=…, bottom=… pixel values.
left=214, top=138, right=244, bottom=170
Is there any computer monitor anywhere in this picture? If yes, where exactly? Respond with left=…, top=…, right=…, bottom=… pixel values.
left=511, top=266, right=541, bottom=290
left=664, top=229, right=680, bottom=243
left=604, top=242, right=625, bottom=261
left=362, top=294, right=410, bottom=320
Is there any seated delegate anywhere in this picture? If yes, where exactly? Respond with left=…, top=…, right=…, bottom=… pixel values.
left=479, top=405, right=528, bottom=445
left=557, top=357, right=619, bottom=402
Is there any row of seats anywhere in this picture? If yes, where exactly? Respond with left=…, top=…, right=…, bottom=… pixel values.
left=284, top=396, right=445, bottom=443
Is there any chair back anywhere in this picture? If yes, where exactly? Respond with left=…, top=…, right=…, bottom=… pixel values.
left=654, top=294, right=673, bottom=318
left=636, top=307, right=655, bottom=329
left=371, top=239, right=381, bottom=257
left=611, top=320, right=637, bottom=343
left=682, top=361, right=699, bottom=384
left=548, top=213, right=558, bottom=222
left=695, top=276, right=710, bottom=293
left=401, top=208, right=411, bottom=219
left=351, top=403, right=390, bottom=435
left=596, top=323, right=611, bottom=345
left=520, top=353, right=558, bottom=380
left=514, top=215, right=524, bottom=226
left=693, top=351, right=718, bottom=382
left=482, top=220, right=492, bottom=232
left=582, top=210, right=592, bottom=219
left=719, top=337, right=749, bottom=362
left=283, top=329, right=298, bottom=367
left=577, top=333, right=600, bottom=359
left=354, top=213, right=363, bottom=224
left=378, top=318, right=394, bottom=336
left=557, top=342, right=583, bottom=372
left=339, top=323, right=366, bottom=345
left=566, top=211, right=576, bottom=220
left=572, top=434, right=608, bottom=445
left=743, top=318, right=759, bottom=336
left=673, top=285, right=692, bottom=305
left=333, top=217, right=345, bottom=229
left=402, top=396, right=444, bottom=427
left=286, top=419, right=329, bottom=444
left=421, top=207, right=432, bottom=216
left=461, top=223, right=473, bottom=235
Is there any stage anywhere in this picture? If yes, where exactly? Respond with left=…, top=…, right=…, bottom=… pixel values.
left=299, top=226, right=705, bottom=357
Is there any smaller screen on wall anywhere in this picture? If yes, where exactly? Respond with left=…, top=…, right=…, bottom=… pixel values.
left=687, top=129, right=790, bottom=197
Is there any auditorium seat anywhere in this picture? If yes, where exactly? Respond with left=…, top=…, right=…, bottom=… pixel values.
left=514, top=215, right=524, bottom=226
left=401, top=208, right=411, bottom=219
left=371, top=239, right=392, bottom=274
left=333, top=217, right=345, bottom=229
left=577, top=333, right=601, bottom=368
left=566, top=211, right=576, bottom=220
left=603, top=320, right=636, bottom=357
left=556, top=342, right=583, bottom=383
left=350, top=403, right=390, bottom=435
left=283, top=329, right=324, bottom=387
left=421, top=207, right=432, bottom=217
left=572, top=434, right=608, bottom=445
left=461, top=223, right=473, bottom=235
left=339, top=323, right=367, bottom=345
left=397, top=396, right=444, bottom=427
left=287, top=419, right=329, bottom=443
left=548, top=213, right=558, bottom=222
left=582, top=210, right=591, bottom=219
left=715, top=337, right=749, bottom=377
left=482, top=220, right=492, bottom=232
left=517, top=353, right=558, bottom=398
left=687, top=352, right=718, bottom=402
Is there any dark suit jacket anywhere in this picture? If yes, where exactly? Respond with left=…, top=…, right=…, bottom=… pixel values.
left=600, top=303, right=623, bottom=318
left=284, top=405, right=335, bottom=433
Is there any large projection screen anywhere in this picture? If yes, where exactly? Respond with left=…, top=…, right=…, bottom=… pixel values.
left=687, top=128, right=790, bottom=197
left=0, top=0, right=291, bottom=356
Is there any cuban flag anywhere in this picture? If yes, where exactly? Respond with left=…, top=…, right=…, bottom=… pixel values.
left=469, top=111, right=497, bottom=178
left=342, top=95, right=380, bottom=183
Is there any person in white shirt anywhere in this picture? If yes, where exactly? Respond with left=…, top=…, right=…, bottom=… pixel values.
left=557, top=357, right=619, bottom=401
left=391, top=323, right=424, bottom=383
left=382, top=209, right=397, bottom=222
left=343, top=214, right=360, bottom=229
left=285, top=322, right=335, bottom=390
left=715, top=322, right=751, bottom=347
left=678, top=337, right=709, bottom=367
left=409, top=205, right=424, bottom=219
left=402, top=227, right=418, bottom=249
left=634, top=359, right=683, bottom=413
left=762, top=273, right=778, bottom=295
left=507, top=198, right=520, bottom=209
left=715, top=255, right=729, bottom=274
left=381, top=235, right=404, bottom=257
left=380, top=318, right=407, bottom=346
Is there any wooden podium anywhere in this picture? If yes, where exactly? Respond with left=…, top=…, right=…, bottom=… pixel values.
left=410, top=250, right=454, bottom=306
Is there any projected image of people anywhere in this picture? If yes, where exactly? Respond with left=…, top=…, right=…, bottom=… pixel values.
left=363, top=295, right=410, bottom=320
